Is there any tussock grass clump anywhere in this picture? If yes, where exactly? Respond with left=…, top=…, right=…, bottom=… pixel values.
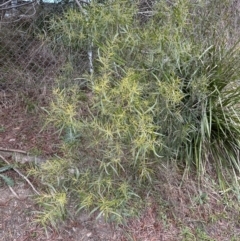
left=31, top=0, right=240, bottom=225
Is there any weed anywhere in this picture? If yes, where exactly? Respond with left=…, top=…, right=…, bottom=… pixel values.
left=181, top=226, right=216, bottom=241
left=34, top=191, right=67, bottom=228
left=0, top=125, right=5, bottom=132
left=194, top=191, right=208, bottom=205
left=29, top=147, right=43, bottom=156
left=0, top=164, right=14, bottom=187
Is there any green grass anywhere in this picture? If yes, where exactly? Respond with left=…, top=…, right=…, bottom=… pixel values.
left=181, top=227, right=216, bottom=241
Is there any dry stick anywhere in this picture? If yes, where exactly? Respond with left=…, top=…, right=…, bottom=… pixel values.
left=0, top=147, right=27, bottom=154
left=0, top=0, right=36, bottom=10
left=0, top=1, right=37, bottom=24
left=75, top=0, right=83, bottom=10
left=75, top=0, right=90, bottom=12
left=0, top=154, right=40, bottom=195
left=8, top=185, right=20, bottom=199
left=0, top=0, right=11, bottom=7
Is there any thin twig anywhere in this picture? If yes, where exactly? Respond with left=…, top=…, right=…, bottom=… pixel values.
left=0, top=0, right=11, bottom=7
left=19, top=2, right=36, bottom=19
left=8, top=185, right=20, bottom=199
left=75, top=0, right=83, bottom=10
left=0, top=154, right=40, bottom=195
left=0, top=148, right=27, bottom=154
left=75, top=0, right=90, bottom=12
left=0, top=0, right=36, bottom=11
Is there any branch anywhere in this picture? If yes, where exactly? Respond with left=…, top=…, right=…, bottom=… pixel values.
left=0, top=147, right=28, bottom=154
left=0, top=154, right=40, bottom=195
left=74, top=0, right=89, bottom=11
left=8, top=185, right=20, bottom=199
left=0, top=0, right=36, bottom=11
left=74, top=0, right=83, bottom=10
left=19, top=1, right=36, bottom=18
left=0, top=0, right=11, bottom=7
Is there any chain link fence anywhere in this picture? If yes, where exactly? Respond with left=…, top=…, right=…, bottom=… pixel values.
left=0, top=4, right=61, bottom=89
left=0, top=2, right=91, bottom=110
left=1, top=0, right=240, bottom=93
left=0, top=0, right=176, bottom=95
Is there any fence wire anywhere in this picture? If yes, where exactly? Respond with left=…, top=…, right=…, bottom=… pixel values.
left=1, top=0, right=240, bottom=93
left=0, top=3, right=91, bottom=103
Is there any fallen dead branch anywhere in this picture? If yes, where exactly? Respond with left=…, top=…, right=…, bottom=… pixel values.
left=0, top=147, right=28, bottom=154
left=0, top=153, right=40, bottom=195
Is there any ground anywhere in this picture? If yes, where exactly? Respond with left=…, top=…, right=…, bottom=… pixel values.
left=0, top=87, right=240, bottom=241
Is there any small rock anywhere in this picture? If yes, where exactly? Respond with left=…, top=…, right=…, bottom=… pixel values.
left=86, top=232, right=92, bottom=237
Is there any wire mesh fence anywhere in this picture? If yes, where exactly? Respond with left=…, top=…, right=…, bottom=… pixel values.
left=0, top=0, right=168, bottom=94
left=0, top=2, right=91, bottom=93
left=0, top=1, right=91, bottom=112
left=1, top=0, right=240, bottom=94
left=1, top=5, right=60, bottom=88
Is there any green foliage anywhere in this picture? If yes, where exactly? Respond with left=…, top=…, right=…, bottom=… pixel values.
left=181, top=226, right=215, bottom=241
left=0, top=165, right=14, bottom=186
left=43, top=86, right=83, bottom=136
left=0, top=125, right=5, bottom=132
left=34, top=192, right=67, bottom=228
left=35, top=0, right=240, bottom=225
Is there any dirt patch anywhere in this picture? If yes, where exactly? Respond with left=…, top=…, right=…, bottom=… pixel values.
left=0, top=181, right=181, bottom=241
left=0, top=182, right=121, bottom=241
left=0, top=183, right=40, bottom=241
left=0, top=89, right=60, bottom=157
left=1, top=153, right=240, bottom=240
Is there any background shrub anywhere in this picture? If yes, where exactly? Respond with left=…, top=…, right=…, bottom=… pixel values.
left=32, top=0, right=240, bottom=224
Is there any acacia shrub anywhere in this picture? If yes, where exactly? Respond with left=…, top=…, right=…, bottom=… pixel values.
left=33, top=0, right=240, bottom=224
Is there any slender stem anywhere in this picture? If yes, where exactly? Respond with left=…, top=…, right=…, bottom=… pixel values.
left=0, top=147, right=27, bottom=154
left=86, top=0, right=93, bottom=74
